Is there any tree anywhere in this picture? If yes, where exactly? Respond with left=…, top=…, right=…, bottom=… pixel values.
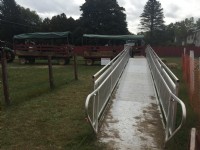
left=173, top=17, right=195, bottom=44
left=50, top=13, right=77, bottom=32
left=195, top=18, right=200, bottom=29
left=41, top=18, right=52, bottom=32
left=18, top=6, right=42, bottom=33
left=50, top=13, right=69, bottom=32
left=0, top=0, right=41, bottom=41
left=140, top=0, right=164, bottom=34
left=80, top=0, right=128, bottom=35
left=0, top=0, right=21, bottom=41
left=41, top=13, right=77, bottom=33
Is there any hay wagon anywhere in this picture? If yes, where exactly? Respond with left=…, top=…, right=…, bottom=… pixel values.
left=80, top=34, right=144, bottom=65
left=13, top=32, right=73, bottom=65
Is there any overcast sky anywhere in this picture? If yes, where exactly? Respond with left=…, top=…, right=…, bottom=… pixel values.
left=15, top=0, right=200, bottom=34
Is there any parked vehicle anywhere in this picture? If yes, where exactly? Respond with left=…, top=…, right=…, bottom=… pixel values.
left=78, top=34, right=144, bottom=65
left=13, top=32, right=73, bottom=65
left=0, top=40, right=15, bottom=63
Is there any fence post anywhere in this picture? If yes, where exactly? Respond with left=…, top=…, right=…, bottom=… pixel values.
left=199, top=57, right=200, bottom=70
left=73, top=54, right=78, bottom=80
left=48, top=56, right=55, bottom=89
left=190, top=50, right=194, bottom=94
left=189, top=128, right=197, bottom=150
left=1, top=50, right=10, bottom=105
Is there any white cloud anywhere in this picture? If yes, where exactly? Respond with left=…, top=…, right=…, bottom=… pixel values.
left=160, top=0, right=200, bottom=24
left=15, top=0, right=200, bottom=33
left=16, top=0, right=83, bottom=19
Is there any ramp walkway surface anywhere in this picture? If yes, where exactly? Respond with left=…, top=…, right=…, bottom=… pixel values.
left=98, top=57, right=165, bottom=150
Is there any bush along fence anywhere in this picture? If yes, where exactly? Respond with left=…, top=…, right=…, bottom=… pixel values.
left=182, top=48, right=200, bottom=115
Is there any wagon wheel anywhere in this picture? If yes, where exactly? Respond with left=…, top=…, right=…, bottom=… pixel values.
left=58, top=58, right=66, bottom=65
left=65, top=58, right=70, bottom=64
left=86, top=59, right=93, bottom=66
left=6, top=51, right=15, bottom=63
left=28, top=58, right=35, bottom=64
left=19, top=57, right=26, bottom=64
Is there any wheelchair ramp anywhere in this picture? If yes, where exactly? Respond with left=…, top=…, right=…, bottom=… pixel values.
left=98, top=57, right=165, bottom=149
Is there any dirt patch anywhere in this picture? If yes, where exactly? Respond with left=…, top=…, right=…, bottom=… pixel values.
left=135, top=103, right=165, bottom=149
left=98, top=105, right=120, bottom=139
left=98, top=85, right=119, bottom=129
left=150, top=95, right=156, bottom=100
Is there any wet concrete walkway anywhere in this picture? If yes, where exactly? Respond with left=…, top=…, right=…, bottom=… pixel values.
left=98, top=57, right=165, bottom=150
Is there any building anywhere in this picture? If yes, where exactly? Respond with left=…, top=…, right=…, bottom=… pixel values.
left=186, top=29, right=200, bottom=47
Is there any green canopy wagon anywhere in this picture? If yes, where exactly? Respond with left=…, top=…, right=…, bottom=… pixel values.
left=81, top=34, right=144, bottom=65
left=13, top=31, right=73, bottom=65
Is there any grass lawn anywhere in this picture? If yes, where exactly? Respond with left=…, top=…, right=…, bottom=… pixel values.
left=0, top=59, right=104, bottom=149
left=163, top=57, right=198, bottom=150
left=0, top=57, right=198, bottom=150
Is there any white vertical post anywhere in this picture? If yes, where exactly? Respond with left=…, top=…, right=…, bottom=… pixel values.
left=190, top=50, right=194, bottom=93
left=189, top=128, right=197, bottom=150
left=184, top=48, right=186, bottom=56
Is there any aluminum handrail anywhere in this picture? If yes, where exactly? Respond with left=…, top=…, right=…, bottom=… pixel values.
left=149, top=46, right=179, bottom=83
left=94, top=47, right=128, bottom=89
left=85, top=57, right=125, bottom=132
left=165, top=93, right=186, bottom=143
left=85, top=45, right=130, bottom=133
left=146, top=45, right=186, bottom=144
left=92, top=47, right=127, bottom=81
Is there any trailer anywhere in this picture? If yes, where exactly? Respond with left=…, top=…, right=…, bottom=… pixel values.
left=13, top=31, right=73, bottom=65
left=80, top=34, right=144, bottom=65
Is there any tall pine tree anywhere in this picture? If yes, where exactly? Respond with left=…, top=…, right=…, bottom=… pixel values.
left=140, top=0, right=164, bottom=33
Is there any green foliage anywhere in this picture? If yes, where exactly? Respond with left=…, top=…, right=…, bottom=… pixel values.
left=140, top=0, right=164, bottom=33
left=173, top=17, right=195, bottom=44
left=139, top=0, right=165, bottom=45
left=0, top=0, right=21, bottom=41
left=144, top=29, right=171, bottom=45
left=18, top=6, right=42, bottom=30
left=0, top=0, right=41, bottom=41
left=80, top=0, right=128, bottom=35
left=40, top=18, right=51, bottom=32
left=196, top=18, right=200, bottom=29
left=41, top=13, right=77, bottom=33
left=141, top=16, right=200, bottom=46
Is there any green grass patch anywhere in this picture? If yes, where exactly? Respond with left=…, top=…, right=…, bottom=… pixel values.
left=0, top=60, right=104, bottom=149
